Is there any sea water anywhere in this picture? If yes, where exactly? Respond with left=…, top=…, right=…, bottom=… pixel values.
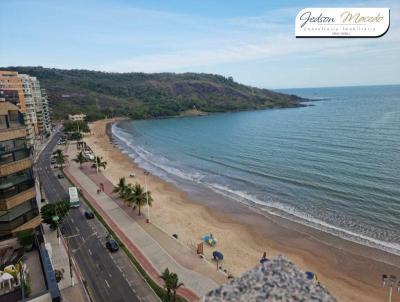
left=113, top=85, right=400, bottom=255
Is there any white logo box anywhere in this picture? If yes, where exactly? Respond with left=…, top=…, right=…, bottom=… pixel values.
left=295, top=8, right=390, bottom=38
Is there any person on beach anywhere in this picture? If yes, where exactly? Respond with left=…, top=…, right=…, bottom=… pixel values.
left=260, top=251, right=269, bottom=264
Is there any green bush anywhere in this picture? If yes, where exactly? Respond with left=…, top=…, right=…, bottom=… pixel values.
left=23, top=276, right=32, bottom=297
left=17, top=230, right=34, bottom=249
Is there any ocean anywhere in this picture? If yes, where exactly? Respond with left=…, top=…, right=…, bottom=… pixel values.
left=112, top=85, right=400, bottom=255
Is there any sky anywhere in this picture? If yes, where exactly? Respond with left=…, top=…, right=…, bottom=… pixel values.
left=0, top=0, right=399, bottom=89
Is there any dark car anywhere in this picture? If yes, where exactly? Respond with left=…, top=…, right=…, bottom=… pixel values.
left=57, top=173, right=64, bottom=179
left=106, top=239, right=119, bottom=252
left=84, top=210, right=94, bottom=219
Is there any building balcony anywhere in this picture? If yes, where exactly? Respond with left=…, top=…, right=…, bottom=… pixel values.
left=0, top=158, right=32, bottom=177
left=0, top=187, right=36, bottom=211
left=0, top=127, right=26, bottom=141
left=11, top=214, right=41, bottom=233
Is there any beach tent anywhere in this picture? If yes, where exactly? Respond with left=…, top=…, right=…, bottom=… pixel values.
left=202, top=234, right=217, bottom=246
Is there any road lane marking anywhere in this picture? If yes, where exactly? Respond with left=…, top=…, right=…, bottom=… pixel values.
left=88, top=249, right=92, bottom=256
left=108, top=272, right=112, bottom=278
left=105, top=279, right=110, bottom=288
left=71, top=218, right=74, bottom=223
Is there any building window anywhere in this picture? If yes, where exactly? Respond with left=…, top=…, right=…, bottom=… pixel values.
left=0, top=153, right=13, bottom=165
left=0, top=115, right=7, bottom=129
left=0, top=168, right=33, bottom=190
left=0, top=178, right=35, bottom=199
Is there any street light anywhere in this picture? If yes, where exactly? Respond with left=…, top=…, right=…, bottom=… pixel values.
left=71, top=232, right=97, bottom=253
left=64, top=232, right=97, bottom=287
left=93, top=141, right=99, bottom=173
left=144, top=170, right=150, bottom=223
left=382, top=274, right=399, bottom=302
left=63, top=234, right=80, bottom=287
left=52, top=215, right=60, bottom=244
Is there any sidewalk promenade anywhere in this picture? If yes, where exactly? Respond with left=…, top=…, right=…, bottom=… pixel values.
left=64, top=144, right=222, bottom=301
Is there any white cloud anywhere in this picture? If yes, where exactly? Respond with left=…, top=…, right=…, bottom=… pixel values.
left=95, top=1, right=400, bottom=77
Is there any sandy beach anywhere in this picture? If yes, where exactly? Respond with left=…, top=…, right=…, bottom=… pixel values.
left=84, top=118, right=400, bottom=302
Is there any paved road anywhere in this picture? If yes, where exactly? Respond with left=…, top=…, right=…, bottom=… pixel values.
left=36, top=131, right=159, bottom=302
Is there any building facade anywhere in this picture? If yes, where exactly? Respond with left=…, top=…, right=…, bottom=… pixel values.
left=39, top=88, right=52, bottom=134
left=68, top=113, right=87, bottom=121
left=18, top=73, right=38, bottom=145
left=0, top=102, right=41, bottom=240
left=0, top=71, right=52, bottom=147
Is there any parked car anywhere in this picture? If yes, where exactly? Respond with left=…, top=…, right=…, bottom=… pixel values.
left=84, top=210, right=94, bottom=219
left=57, top=173, right=64, bottom=179
left=106, top=238, right=119, bottom=252
left=50, top=159, right=56, bottom=165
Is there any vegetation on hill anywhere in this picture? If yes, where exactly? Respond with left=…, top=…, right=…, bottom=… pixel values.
left=3, top=66, right=305, bottom=121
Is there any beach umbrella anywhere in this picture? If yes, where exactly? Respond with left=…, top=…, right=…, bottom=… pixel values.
left=213, top=251, right=224, bottom=260
left=213, top=251, right=224, bottom=271
left=306, top=271, right=318, bottom=282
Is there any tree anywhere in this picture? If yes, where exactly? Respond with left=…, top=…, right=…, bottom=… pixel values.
left=161, top=268, right=184, bottom=302
left=63, top=121, right=90, bottom=133
left=68, top=132, right=83, bottom=141
left=113, top=177, right=127, bottom=196
left=129, top=183, right=153, bottom=216
left=91, top=156, right=107, bottom=171
left=55, top=149, right=65, bottom=170
left=40, top=201, right=70, bottom=229
left=73, top=151, right=87, bottom=169
left=121, top=183, right=133, bottom=201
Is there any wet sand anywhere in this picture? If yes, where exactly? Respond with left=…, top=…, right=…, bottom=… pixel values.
left=85, top=118, right=400, bottom=302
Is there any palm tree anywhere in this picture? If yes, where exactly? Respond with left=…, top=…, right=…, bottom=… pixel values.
left=73, top=151, right=86, bottom=169
left=113, top=177, right=127, bottom=196
left=55, top=149, right=64, bottom=170
left=161, top=268, right=184, bottom=302
left=130, top=183, right=153, bottom=216
left=91, top=156, right=107, bottom=171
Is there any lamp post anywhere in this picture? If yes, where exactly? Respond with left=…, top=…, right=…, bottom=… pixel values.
left=63, top=234, right=79, bottom=287
left=144, top=170, right=150, bottom=223
left=93, top=141, right=99, bottom=173
left=52, top=215, right=60, bottom=245
left=382, top=274, right=399, bottom=302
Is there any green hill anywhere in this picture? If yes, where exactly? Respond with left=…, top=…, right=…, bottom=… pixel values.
left=3, top=66, right=305, bottom=121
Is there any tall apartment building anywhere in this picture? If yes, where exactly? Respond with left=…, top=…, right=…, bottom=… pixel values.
left=40, top=88, right=52, bottom=133
left=29, top=77, right=52, bottom=135
left=18, top=73, right=39, bottom=143
left=0, top=102, right=41, bottom=240
left=0, top=71, right=35, bottom=147
left=0, top=71, right=52, bottom=146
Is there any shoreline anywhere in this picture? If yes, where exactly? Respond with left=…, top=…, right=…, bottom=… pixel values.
left=87, top=118, right=400, bottom=302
